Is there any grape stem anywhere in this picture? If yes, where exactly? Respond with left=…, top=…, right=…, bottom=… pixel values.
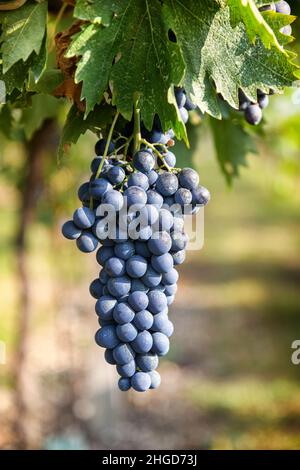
left=89, top=111, right=120, bottom=209
left=140, top=138, right=172, bottom=172
left=49, top=2, right=68, bottom=52
left=133, top=95, right=141, bottom=154
left=124, top=135, right=133, bottom=158
left=95, top=111, right=120, bottom=179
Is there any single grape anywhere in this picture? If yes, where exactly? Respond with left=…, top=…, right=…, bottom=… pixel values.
left=179, top=168, right=199, bottom=190
left=107, top=276, right=131, bottom=298
left=104, top=348, right=116, bottom=365
left=133, top=310, right=154, bottom=331
left=131, top=330, right=153, bottom=354
left=118, top=377, right=131, bottom=391
left=124, top=186, right=147, bottom=206
left=245, top=103, right=263, bottom=125
left=125, top=255, right=147, bottom=278
left=113, top=343, right=135, bottom=365
left=95, top=138, right=114, bottom=156
left=113, top=302, right=135, bottom=324
left=99, top=269, right=110, bottom=285
left=257, top=93, right=269, bottom=110
left=175, top=87, right=186, bottom=108
left=171, top=232, right=188, bottom=252
left=172, top=249, right=186, bottom=265
left=164, top=283, right=178, bottom=296
left=76, top=232, right=98, bottom=252
left=95, top=326, right=119, bottom=349
left=128, top=291, right=149, bottom=311
left=147, top=289, right=168, bottom=314
left=280, top=25, right=292, bottom=35
left=90, top=178, right=112, bottom=199
left=161, top=151, right=176, bottom=168
left=103, top=190, right=124, bottom=211
left=192, top=185, right=211, bottom=206
left=128, top=171, right=149, bottom=191
left=158, top=209, right=174, bottom=231
left=105, top=257, right=126, bottom=277
left=148, top=170, right=159, bottom=186
left=116, top=359, right=136, bottom=378
left=136, top=353, right=159, bottom=372
left=77, top=182, right=90, bottom=202
left=62, top=220, right=82, bottom=240
left=95, top=295, right=117, bottom=321
left=151, top=332, right=170, bottom=356
left=133, top=150, right=155, bottom=174
left=151, top=253, right=174, bottom=273
left=175, top=188, right=192, bottom=206
left=73, top=207, right=95, bottom=229
left=90, top=157, right=109, bottom=175
left=149, top=370, right=161, bottom=389
left=96, top=246, right=115, bottom=266
left=148, top=231, right=172, bottom=256
left=166, top=294, right=175, bottom=306
left=147, top=189, right=164, bottom=208
left=89, top=279, right=104, bottom=299
left=275, top=1, right=291, bottom=15
left=142, top=266, right=162, bottom=288
left=161, top=268, right=179, bottom=285
left=107, top=165, right=126, bottom=185
left=131, top=371, right=151, bottom=392
left=180, top=107, right=189, bottom=123
left=114, top=241, right=135, bottom=260
left=146, top=129, right=168, bottom=145
left=172, top=215, right=184, bottom=234
left=151, top=312, right=169, bottom=332
left=116, top=323, right=138, bottom=342
left=156, top=172, right=179, bottom=196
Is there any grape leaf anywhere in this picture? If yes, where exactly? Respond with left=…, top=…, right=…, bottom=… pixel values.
left=227, top=0, right=284, bottom=51
left=163, top=0, right=298, bottom=117
left=210, top=115, right=257, bottom=183
left=0, top=58, right=29, bottom=94
left=58, top=103, right=114, bottom=161
left=0, top=0, right=47, bottom=73
left=28, top=69, right=64, bottom=94
left=261, top=10, right=297, bottom=46
left=31, top=32, right=47, bottom=82
left=74, top=0, right=124, bottom=25
left=67, top=0, right=187, bottom=141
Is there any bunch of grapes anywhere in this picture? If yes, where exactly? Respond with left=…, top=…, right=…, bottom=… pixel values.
left=62, top=114, right=210, bottom=392
left=239, top=1, right=292, bottom=125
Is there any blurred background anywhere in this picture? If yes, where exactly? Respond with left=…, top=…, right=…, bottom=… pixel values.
left=1, top=5, right=300, bottom=451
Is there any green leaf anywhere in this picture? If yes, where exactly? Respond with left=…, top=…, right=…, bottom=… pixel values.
left=68, top=0, right=186, bottom=140
left=58, top=103, right=114, bottom=161
left=227, top=0, right=284, bottom=51
left=74, top=0, right=124, bottom=25
left=261, top=10, right=297, bottom=46
left=210, top=115, right=257, bottom=183
left=0, top=58, right=29, bottom=94
left=31, top=32, right=47, bottom=82
left=0, top=0, right=47, bottom=73
left=20, top=94, right=60, bottom=140
left=28, top=69, right=64, bottom=94
left=163, top=0, right=298, bottom=116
